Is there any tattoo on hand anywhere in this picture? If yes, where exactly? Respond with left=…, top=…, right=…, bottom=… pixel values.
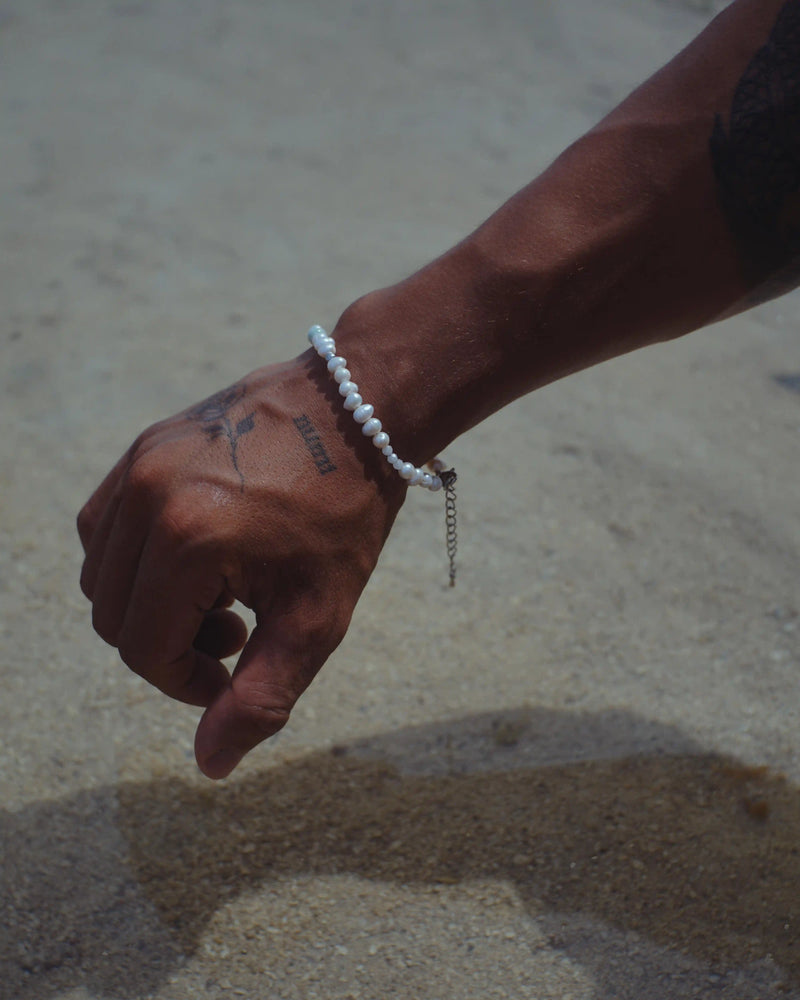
left=189, top=382, right=255, bottom=491
left=710, top=0, right=800, bottom=301
left=293, top=415, right=337, bottom=475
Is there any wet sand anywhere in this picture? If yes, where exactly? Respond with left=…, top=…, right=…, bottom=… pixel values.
left=2, top=0, right=799, bottom=997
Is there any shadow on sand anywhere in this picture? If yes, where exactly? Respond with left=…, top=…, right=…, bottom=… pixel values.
left=2, top=707, right=799, bottom=998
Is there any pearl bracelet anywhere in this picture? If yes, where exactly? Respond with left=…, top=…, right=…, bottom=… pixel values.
left=308, top=324, right=458, bottom=585
left=307, top=324, right=443, bottom=492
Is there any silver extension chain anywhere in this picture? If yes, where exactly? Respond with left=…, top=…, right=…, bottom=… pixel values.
left=440, top=468, right=458, bottom=587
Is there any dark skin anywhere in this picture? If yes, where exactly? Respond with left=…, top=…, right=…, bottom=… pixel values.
left=78, top=0, right=800, bottom=779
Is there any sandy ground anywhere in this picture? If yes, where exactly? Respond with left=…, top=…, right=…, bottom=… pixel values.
left=2, top=0, right=800, bottom=997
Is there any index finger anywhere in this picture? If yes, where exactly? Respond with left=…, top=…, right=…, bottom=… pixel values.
left=115, top=532, right=235, bottom=706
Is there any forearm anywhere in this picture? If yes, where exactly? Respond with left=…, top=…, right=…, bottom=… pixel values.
left=329, top=0, right=797, bottom=465
left=81, top=0, right=800, bottom=777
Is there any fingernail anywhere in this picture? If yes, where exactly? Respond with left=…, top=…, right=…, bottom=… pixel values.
left=203, top=749, right=242, bottom=779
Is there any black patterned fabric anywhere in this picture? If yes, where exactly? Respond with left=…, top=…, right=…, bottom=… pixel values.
left=710, top=0, right=800, bottom=296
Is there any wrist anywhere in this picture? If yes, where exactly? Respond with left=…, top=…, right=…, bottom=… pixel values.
left=246, top=354, right=407, bottom=514
left=330, top=239, right=521, bottom=467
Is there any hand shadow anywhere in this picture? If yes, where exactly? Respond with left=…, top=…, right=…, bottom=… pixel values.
left=2, top=707, right=798, bottom=999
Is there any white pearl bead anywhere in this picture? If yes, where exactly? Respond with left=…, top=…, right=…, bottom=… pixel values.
left=352, top=403, right=374, bottom=424
left=309, top=327, right=456, bottom=504
left=362, top=417, right=382, bottom=437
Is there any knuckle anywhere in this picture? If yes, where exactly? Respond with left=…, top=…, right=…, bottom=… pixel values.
left=300, top=594, right=351, bottom=652
left=128, top=427, right=159, bottom=461
left=76, top=504, right=95, bottom=547
left=124, top=430, right=179, bottom=502
left=91, top=604, right=120, bottom=648
left=276, top=609, right=341, bottom=669
left=159, top=482, right=232, bottom=558
left=310, top=617, right=347, bottom=658
left=237, top=682, right=295, bottom=737
left=124, top=475, right=204, bottom=554
left=158, top=497, right=204, bottom=551
left=116, top=636, right=148, bottom=674
left=125, top=452, right=162, bottom=501
left=79, top=562, right=94, bottom=600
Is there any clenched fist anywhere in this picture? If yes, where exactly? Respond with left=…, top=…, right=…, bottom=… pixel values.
left=77, top=353, right=405, bottom=778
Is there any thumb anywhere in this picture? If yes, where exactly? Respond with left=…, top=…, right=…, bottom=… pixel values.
left=193, top=620, right=321, bottom=780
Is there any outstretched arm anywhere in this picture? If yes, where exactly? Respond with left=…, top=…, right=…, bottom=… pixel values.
left=335, top=0, right=800, bottom=466
left=78, top=0, right=800, bottom=778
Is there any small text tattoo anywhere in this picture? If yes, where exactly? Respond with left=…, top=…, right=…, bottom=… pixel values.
left=189, top=382, right=254, bottom=491
left=293, top=414, right=337, bottom=475
left=710, top=0, right=800, bottom=299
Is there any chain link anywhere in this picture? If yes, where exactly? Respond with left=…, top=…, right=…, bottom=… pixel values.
left=440, top=469, right=458, bottom=587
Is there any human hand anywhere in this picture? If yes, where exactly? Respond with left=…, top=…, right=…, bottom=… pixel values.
left=77, top=354, right=406, bottom=778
